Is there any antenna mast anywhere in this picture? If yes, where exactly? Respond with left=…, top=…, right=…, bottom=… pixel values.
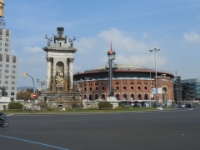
left=0, top=0, right=5, bottom=28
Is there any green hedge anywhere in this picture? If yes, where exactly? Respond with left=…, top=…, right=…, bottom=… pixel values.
left=8, top=102, right=23, bottom=109
left=98, top=101, right=113, bottom=109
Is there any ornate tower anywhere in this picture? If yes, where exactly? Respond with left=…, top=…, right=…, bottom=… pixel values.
left=42, top=27, right=80, bottom=108
left=43, top=27, right=76, bottom=93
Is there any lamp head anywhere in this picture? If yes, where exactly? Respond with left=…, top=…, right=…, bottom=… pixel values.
left=149, top=49, right=153, bottom=52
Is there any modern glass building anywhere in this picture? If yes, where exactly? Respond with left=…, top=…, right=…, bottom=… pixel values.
left=181, top=79, right=200, bottom=101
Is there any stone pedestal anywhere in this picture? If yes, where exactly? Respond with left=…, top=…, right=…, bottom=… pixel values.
left=40, top=91, right=82, bottom=109
left=106, top=96, right=119, bottom=108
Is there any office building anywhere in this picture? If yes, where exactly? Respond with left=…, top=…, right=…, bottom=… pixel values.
left=0, top=0, right=18, bottom=101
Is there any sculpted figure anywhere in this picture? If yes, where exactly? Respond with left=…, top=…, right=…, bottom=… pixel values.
left=55, top=70, right=64, bottom=86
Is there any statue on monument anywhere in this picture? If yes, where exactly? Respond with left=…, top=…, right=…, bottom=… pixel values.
left=45, top=35, right=53, bottom=46
left=55, top=70, right=64, bottom=87
left=68, top=36, right=76, bottom=46
left=42, top=27, right=80, bottom=108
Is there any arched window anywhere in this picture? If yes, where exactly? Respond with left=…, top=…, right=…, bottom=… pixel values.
left=144, top=86, right=147, bottom=90
left=144, top=94, right=148, bottom=100
left=84, top=95, right=87, bottom=99
left=123, top=94, right=127, bottom=100
left=116, top=86, right=119, bottom=90
left=130, top=94, right=134, bottom=100
left=131, top=86, right=134, bottom=90
left=95, top=87, right=98, bottom=90
left=138, top=94, right=142, bottom=100
left=162, top=87, right=167, bottom=102
left=89, top=94, right=92, bottom=100
left=90, top=87, right=92, bottom=91
left=101, top=94, right=105, bottom=100
left=116, top=94, right=120, bottom=100
left=123, top=86, right=127, bottom=90
left=138, top=86, right=141, bottom=90
left=95, top=94, right=98, bottom=100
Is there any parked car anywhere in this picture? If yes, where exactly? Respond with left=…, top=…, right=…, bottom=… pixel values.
left=176, top=104, right=182, bottom=108
left=185, top=104, right=194, bottom=108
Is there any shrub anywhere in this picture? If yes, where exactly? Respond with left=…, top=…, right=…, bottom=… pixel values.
left=46, top=107, right=56, bottom=111
left=72, top=103, right=83, bottom=110
left=98, top=101, right=113, bottom=109
left=8, top=102, right=23, bottom=109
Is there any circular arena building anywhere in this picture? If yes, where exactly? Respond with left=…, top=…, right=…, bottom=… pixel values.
left=74, top=64, right=174, bottom=104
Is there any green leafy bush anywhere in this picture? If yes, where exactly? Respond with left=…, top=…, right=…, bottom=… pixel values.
left=8, top=102, right=23, bottom=109
left=46, top=107, right=56, bottom=111
left=98, top=101, right=113, bottom=109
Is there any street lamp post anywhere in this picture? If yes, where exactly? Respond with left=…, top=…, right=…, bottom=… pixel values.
left=149, top=69, right=154, bottom=101
left=36, top=79, right=46, bottom=91
left=27, top=73, right=35, bottom=113
left=85, top=77, right=90, bottom=101
left=149, top=48, right=160, bottom=107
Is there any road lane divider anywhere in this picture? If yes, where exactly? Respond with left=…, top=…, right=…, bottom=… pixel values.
left=0, top=134, right=69, bottom=150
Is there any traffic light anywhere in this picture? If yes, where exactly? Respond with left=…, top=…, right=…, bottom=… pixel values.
left=22, top=72, right=26, bottom=78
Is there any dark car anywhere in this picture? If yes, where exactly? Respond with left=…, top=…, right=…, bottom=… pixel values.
left=185, top=104, right=194, bottom=108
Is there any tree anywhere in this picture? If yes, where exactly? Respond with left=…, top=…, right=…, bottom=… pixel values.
left=26, top=88, right=34, bottom=93
left=98, top=101, right=113, bottom=109
left=17, top=91, right=31, bottom=100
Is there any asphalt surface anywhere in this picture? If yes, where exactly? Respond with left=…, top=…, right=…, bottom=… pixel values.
left=0, top=108, right=200, bottom=150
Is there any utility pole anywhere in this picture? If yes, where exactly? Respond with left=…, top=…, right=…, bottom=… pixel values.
left=149, top=48, right=160, bottom=108
left=23, top=72, right=35, bottom=113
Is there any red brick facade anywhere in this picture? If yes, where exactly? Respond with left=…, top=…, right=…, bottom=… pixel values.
left=75, top=73, right=174, bottom=101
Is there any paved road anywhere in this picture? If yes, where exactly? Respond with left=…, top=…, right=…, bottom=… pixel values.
left=0, top=108, right=200, bottom=150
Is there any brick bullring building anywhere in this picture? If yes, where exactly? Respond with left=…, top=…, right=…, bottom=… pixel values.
left=74, top=64, right=175, bottom=103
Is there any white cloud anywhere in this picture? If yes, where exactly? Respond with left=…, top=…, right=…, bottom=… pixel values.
left=76, top=28, right=150, bottom=54
left=75, top=37, right=97, bottom=53
left=19, top=56, right=46, bottom=67
left=73, top=64, right=83, bottom=74
left=75, top=28, right=165, bottom=70
left=183, top=31, right=200, bottom=44
left=115, top=54, right=166, bottom=68
left=98, top=53, right=166, bottom=70
left=22, top=46, right=43, bottom=53
left=98, top=28, right=148, bottom=52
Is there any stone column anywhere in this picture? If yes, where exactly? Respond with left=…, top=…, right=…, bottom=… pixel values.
left=68, top=58, right=74, bottom=91
left=46, top=57, right=52, bottom=91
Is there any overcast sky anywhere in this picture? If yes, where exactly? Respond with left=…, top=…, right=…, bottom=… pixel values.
left=4, top=0, right=200, bottom=87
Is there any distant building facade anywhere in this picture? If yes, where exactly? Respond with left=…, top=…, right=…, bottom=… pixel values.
left=0, top=0, right=18, bottom=101
left=0, top=27, right=18, bottom=101
left=74, top=64, right=175, bottom=104
left=181, top=79, right=200, bottom=101
left=174, top=76, right=182, bottom=103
